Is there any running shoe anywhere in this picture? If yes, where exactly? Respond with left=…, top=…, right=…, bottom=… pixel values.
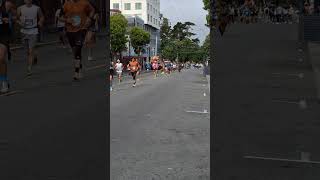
left=0, top=81, right=9, bottom=93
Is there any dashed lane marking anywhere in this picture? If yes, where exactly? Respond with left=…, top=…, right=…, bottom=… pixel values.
left=272, top=99, right=307, bottom=109
left=185, top=110, right=209, bottom=114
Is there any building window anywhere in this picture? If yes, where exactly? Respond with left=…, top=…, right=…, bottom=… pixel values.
left=135, top=3, right=142, bottom=10
left=147, top=3, right=149, bottom=10
left=150, top=16, right=152, bottom=22
left=113, top=3, right=119, bottom=9
left=150, top=5, right=152, bottom=11
left=148, top=14, right=150, bottom=21
left=124, top=3, right=131, bottom=10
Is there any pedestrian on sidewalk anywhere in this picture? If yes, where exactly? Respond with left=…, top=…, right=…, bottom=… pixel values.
left=0, top=0, right=16, bottom=93
left=62, top=0, right=95, bottom=81
left=17, top=0, right=45, bottom=76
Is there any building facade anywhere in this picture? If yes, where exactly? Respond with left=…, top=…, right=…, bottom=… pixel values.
left=110, top=0, right=161, bottom=60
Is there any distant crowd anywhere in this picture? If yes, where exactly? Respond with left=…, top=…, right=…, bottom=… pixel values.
left=221, top=0, right=320, bottom=25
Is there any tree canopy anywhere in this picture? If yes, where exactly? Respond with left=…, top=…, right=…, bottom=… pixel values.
left=110, top=14, right=128, bottom=58
left=160, top=18, right=205, bottom=63
left=129, top=27, right=151, bottom=55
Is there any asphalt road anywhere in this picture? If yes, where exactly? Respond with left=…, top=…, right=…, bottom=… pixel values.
left=110, top=68, right=210, bottom=179
left=213, top=23, right=320, bottom=179
left=0, top=39, right=108, bottom=179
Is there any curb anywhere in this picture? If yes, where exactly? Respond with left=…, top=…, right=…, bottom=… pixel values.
left=10, top=40, right=60, bottom=50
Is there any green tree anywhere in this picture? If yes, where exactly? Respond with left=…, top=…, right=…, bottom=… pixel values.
left=202, top=34, right=210, bottom=59
left=161, top=40, right=177, bottom=61
left=129, top=27, right=150, bottom=57
left=110, top=14, right=128, bottom=60
left=171, top=22, right=196, bottom=41
left=160, top=20, right=203, bottom=62
left=160, top=17, right=171, bottom=54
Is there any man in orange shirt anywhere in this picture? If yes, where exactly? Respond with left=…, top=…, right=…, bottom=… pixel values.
left=62, top=0, right=95, bottom=81
left=127, top=58, right=140, bottom=87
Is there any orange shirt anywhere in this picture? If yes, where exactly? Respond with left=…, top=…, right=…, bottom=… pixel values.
left=63, top=0, right=94, bottom=32
left=129, top=61, right=140, bottom=72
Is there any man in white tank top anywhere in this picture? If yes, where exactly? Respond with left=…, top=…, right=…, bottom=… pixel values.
left=17, top=0, right=44, bottom=76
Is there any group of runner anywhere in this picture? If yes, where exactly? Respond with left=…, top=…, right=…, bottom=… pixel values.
left=0, top=0, right=97, bottom=94
left=109, top=56, right=183, bottom=91
left=109, top=57, right=141, bottom=91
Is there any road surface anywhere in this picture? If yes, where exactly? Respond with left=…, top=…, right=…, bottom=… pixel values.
left=1, top=39, right=108, bottom=179
left=213, top=23, right=320, bottom=179
left=110, top=68, right=210, bottom=179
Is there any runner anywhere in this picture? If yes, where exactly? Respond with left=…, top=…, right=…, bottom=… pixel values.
left=85, top=2, right=98, bottom=61
left=178, top=62, right=182, bottom=72
left=127, top=58, right=140, bottom=87
left=55, top=4, right=67, bottom=48
left=0, top=0, right=16, bottom=93
left=17, top=0, right=44, bottom=76
left=62, top=0, right=95, bottom=80
left=151, top=56, right=159, bottom=78
left=114, top=59, right=123, bottom=84
left=110, top=60, right=114, bottom=91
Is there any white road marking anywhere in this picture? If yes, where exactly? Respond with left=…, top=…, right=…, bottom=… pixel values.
left=272, top=73, right=304, bottom=79
left=203, top=93, right=206, bottom=97
left=244, top=155, right=320, bottom=164
left=272, top=99, right=307, bottom=109
left=288, top=73, right=304, bottom=79
left=185, top=110, right=210, bottom=114
left=0, top=90, right=24, bottom=97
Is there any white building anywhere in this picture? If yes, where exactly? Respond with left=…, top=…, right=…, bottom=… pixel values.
left=110, top=0, right=161, bottom=60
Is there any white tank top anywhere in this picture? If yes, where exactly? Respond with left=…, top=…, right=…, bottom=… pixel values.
left=19, top=4, right=39, bottom=34
left=115, top=63, right=123, bottom=72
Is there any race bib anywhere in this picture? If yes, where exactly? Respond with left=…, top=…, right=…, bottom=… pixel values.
left=132, top=66, right=137, bottom=71
left=25, top=18, right=34, bottom=26
left=72, top=16, right=81, bottom=27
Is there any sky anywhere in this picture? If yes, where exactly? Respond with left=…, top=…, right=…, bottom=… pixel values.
left=160, top=0, right=209, bottom=44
